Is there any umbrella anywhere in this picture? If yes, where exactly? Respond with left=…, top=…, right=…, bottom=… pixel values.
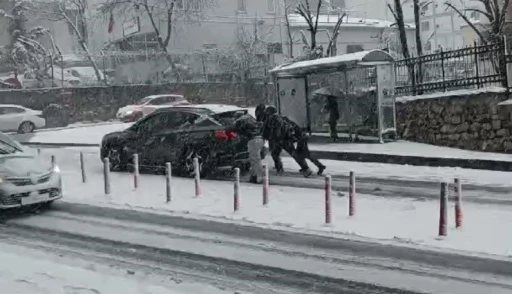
left=313, top=87, right=343, bottom=97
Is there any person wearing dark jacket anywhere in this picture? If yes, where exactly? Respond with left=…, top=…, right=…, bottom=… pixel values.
left=232, top=111, right=264, bottom=184
left=283, top=116, right=326, bottom=176
left=323, top=95, right=340, bottom=141
left=261, top=106, right=312, bottom=177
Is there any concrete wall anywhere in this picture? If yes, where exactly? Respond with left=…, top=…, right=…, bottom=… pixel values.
left=396, top=89, right=512, bottom=153
left=0, top=82, right=269, bottom=122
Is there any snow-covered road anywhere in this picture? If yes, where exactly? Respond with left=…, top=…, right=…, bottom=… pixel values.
left=2, top=206, right=511, bottom=294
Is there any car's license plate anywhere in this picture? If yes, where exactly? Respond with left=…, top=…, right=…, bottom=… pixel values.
left=21, top=193, right=49, bottom=205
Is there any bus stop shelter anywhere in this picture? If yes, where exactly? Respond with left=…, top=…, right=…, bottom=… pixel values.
left=269, top=49, right=397, bottom=143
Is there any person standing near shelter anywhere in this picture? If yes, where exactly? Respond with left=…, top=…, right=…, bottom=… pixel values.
left=324, top=94, right=340, bottom=142
left=232, top=110, right=265, bottom=184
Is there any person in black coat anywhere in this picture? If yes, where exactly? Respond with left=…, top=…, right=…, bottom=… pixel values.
left=260, top=105, right=312, bottom=177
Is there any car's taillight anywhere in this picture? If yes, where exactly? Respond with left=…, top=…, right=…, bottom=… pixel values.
left=215, top=130, right=237, bottom=140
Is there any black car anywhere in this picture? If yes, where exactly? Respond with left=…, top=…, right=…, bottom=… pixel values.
left=100, top=104, right=251, bottom=176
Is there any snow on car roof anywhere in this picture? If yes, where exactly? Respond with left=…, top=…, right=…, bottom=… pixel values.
left=0, top=104, right=28, bottom=109
left=145, top=94, right=184, bottom=99
left=176, top=104, right=246, bottom=113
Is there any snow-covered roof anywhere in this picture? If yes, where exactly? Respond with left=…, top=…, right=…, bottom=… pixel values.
left=270, top=49, right=394, bottom=76
left=287, top=13, right=415, bottom=29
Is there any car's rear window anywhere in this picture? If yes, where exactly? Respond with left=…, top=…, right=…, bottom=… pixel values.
left=213, top=110, right=248, bottom=126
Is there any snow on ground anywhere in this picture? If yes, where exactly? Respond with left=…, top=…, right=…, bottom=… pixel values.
left=0, top=242, right=239, bottom=294
left=54, top=151, right=512, bottom=257
left=15, top=122, right=512, bottom=162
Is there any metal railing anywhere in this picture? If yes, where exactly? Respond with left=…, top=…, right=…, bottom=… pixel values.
left=395, top=40, right=508, bottom=96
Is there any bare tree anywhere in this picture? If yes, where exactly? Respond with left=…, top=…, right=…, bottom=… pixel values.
left=283, top=0, right=295, bottom=58
left=324, top=13, right=346, bottom=57
left=444, top=0, right=510, bottom=44
left=295, top=0, right=324, bottom=52
left=388, top=0, right=411, bottom=59
left=100, top=0, right=217, bottom=71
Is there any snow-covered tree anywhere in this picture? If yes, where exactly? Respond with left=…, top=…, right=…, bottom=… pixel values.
left=33, top=0, right=103, bottom=82
left=0, top=0, right=49, bottom=72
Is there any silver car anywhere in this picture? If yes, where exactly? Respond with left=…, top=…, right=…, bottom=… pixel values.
left=0, top=133, right=62, bottom=208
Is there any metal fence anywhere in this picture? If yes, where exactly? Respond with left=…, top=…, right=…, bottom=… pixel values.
left=395, top=41, right=507, bottom=96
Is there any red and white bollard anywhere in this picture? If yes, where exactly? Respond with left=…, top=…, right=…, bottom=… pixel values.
left=233, top=168, right=240, bottom=212
left=439, top=182, right=448, bottom=237
left=349, top=171, right=356, bottom=216
left=453, top=178, right=463, bottom=229
left=262, top=164, right=269, bottom=206
left=194, top=157, right=201, bottom=197
left=133, top=154, right=139, bottom=189
left=325, top=175, right=332, bottom=224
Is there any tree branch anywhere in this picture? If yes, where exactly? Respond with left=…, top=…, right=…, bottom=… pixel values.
left=444, top=2, right=487, bottom=43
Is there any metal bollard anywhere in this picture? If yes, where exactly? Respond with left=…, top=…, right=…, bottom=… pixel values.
left=439, top=182, right=448, bottom=237
left=262, top=163, right=269, bottom=206
left=37, top=148, right=41, bottom=155
left=103, top=158, right=111, bottom=195
left=349, top=171, right=356, bottom=216
left=233, top=167, right=240, bottom=212
left=165, top=162, right=172, bottom=203
left=325, top=175, right=332, bottom=224
left=133, top=154, right=139, bottom=189
left=51, top=155, right=56, bottom=167
left=194, top=157, right=201, bottom=197
left=454, top=178, right=463, bottom=228
left=80, top=152, right=86, bottom=183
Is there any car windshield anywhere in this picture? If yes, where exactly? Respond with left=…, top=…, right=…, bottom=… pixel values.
left=135, top=97, right=152, bottom=105
left=0, top=137, right=23, bottom=154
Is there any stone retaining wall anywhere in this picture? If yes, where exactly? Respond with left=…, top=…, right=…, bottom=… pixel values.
left=0, top=82, right=269, bottom=123
left=396, top=88, right=512, bottom=153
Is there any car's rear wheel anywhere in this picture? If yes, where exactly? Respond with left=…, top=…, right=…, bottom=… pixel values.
left=106, top=146, right=126, bottom=171
left=182, top=149, right=209, bottom=178
left=18, top=121, right=35, bottom=134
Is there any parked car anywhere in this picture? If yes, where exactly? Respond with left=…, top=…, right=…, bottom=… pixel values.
left=0, top=133, right=62, bottom=209
left=0, top=104, right=46, bottom=133
left=116, top=94, right=190, bottom=122
left=22, top=68, right=81, bottom=89
left=101, top=104, right=250, bottom=176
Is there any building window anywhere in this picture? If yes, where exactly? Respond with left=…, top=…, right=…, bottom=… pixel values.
left=267, top=0, right=275, bottom=13
left=346, top=44, right=363, bottom=54
left=188, top=0, right=201, bottom=11
left=424, top=41, right=431, bottom=51
left=331, top=0, right=345, bottom=9
left=237, top=0, right=247, bottom=12
left=421, top=20, right=430, bottom=31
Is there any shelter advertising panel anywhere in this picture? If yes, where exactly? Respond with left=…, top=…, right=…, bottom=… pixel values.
left=376, top=64, right=397, bottom=137
left=277, top=77, right=308, bottom=128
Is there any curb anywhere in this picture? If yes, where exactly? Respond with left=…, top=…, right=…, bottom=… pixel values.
left=21, top=142, right=100, bottom=147
left=309, top=149, right=512, bottom=172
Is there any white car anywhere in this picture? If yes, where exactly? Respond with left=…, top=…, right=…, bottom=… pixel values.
left=116, top=94, right=190, bottom=122
left=0, top=105, right=46, bottom=133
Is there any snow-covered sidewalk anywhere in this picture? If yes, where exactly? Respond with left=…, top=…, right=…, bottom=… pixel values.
left=0, top=242, right=236, bottom=294
left=12, top=121, right=512, bottom=162
left=49, top=147, right=512, bottom=188
left=57, top=158, right=512, bottom=258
